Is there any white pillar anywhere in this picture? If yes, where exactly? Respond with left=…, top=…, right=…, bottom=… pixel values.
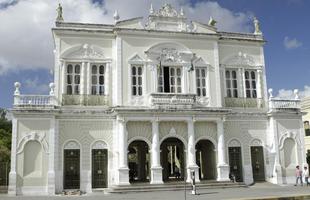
left=186, top=119, right=199, bottom=182
left=216, top=119, right=230, bottom=181
left=150, top=119, right=163, bottom=184
left=86, top=62, right=91, bottom=95
left=238, top=68, right=243, bottom=97
left=117, top=117, right=129, bottom=185
left=48, top=117, right=58, bottom=195
left=8, top=118, right=17, bottom=195
left=256, top=69, right=263, bottom=108
left=269, top=116, right=282, bottom=184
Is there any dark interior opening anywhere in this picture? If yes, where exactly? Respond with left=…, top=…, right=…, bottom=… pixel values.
left=163, top=66, right=170, bottom=93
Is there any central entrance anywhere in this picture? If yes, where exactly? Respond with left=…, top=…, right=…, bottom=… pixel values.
left=196, top=140, right=216, bottom=180
left=128, top=140, right=150, bottom=182
left=160, top=137, right=185, bottom=182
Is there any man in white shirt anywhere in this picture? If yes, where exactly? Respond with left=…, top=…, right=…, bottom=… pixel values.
left=303, top=166, right=309, bottom=186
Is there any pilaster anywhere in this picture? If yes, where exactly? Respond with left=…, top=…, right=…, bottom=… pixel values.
left=8, top=118, right=18, bottom=195
left=48, top=117, right=58, bottom=195
left=117, top=117, right=129, bottom=185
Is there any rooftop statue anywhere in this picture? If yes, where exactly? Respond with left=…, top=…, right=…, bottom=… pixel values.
left=253, top=17, right=262, bottom=35
left=56, top=3, right=64, bottom=22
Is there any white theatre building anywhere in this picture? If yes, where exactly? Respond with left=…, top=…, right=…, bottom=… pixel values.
left=9, top=3, right=306, bottom=195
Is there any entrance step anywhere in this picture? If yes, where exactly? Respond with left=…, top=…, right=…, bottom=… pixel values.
left=106, top=181, right=246, bottom=193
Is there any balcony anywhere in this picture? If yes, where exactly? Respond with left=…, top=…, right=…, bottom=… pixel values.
left=224, top=97, right=264, bottom=108
left=14, top=95, right=58, bottom=108
left=149, top=93, right=197, bottom=109
left=62, top=95, right=108, bottom=106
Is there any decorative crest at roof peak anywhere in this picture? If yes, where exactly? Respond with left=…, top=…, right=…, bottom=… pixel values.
left=151, top=3, right=185, bottom=18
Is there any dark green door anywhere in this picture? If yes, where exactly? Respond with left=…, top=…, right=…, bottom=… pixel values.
left=251, top=146, right=265, bottom=181
left=228, top=147, right=243, bottom=182
left=64, top=149, right=80, bottom=189
left=92, top=149, right=108, bottom=188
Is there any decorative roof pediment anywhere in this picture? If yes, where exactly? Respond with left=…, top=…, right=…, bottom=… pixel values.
left=154, top=3, right=181, bottom=18
left=221, top=52, right=259, bottom=67
left=61, top=44, right=105, bottom=60
left=194, top=57, right=210, bottom=67
left=145, top=42, right=193, bottom=63
left=128, top=53, right=144, bottom=63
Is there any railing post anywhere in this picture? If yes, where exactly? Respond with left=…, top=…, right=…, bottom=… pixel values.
left=13, top=82, right=21, bottom=106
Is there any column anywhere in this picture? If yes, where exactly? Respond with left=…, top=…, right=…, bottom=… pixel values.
left=150, top=119, right=163, bottom=184
left=61, top=61, right=66, bottom=96
left=269, top=116, right=282, bottom=184
left=256, top=69, right=263, bottom=108
left=216, top=119, right=230, bottom=181
left=238, top=68, right=243, bottom=97
left=117, top=117, right=129, bottom=185
left=186, top=119, right=200, bottom=182
left=8, top=118, right=17, bottom=195
left=86, top=62, right=91, bottom=95
left=48, top=117, right=58, bottom=195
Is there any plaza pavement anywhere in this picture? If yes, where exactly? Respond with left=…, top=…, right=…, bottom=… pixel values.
left=1, top=183, right=310, bottom=200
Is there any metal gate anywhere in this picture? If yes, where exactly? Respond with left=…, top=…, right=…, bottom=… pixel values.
left=92, top=149, right=108, bottom=188
left=64, top=149, right=80, bottom=189
left=251, top=146, right=265, bottom=181
left=228, top=147, right=243, bottom=182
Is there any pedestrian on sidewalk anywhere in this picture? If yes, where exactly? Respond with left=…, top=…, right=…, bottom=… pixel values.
left=303, top=166, right=310, bottom=186
left=295, top=165, right=303, bottom=186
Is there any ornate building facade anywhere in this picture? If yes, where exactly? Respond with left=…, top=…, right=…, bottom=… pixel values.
left=9, top=3, right=306, bottom=195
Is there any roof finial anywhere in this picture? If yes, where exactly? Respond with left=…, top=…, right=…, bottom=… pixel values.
left=253, top=16, right=262, bottom=35
left=150, top=3, right=154, bottom=14
left=114, top=10, right=120, bottom=23
left=56, top=3, right=64, bottom=22
left=180, top=7, right=184, bottom=16
left=208, top=17, right=217, bottom=26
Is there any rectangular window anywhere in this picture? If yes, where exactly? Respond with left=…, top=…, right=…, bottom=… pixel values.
left=244, top=70, right=257, bottom=98
left=91, top=64, right=105, bottom=95
left=157, top=66, right=182, bottom=93
left=131, top=65, right=143, bottom=96
left=196, top=68, right=207, bottom=97
left=66, top=63, right=81, bottom=95
left=225, top=69, right=238, bottom=98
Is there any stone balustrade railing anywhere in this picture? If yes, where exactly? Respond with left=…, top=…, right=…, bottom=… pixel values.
left=149, top=93, right=196, bottom=109
left=13, top=82, right=58, bottom=108
left=224, top=97, right=264, bottom=108
left=267, top=88, right=301, bottom=110
left=14, top=95, right=58, bottom=108
left=269, top=99, right=300, bottom=110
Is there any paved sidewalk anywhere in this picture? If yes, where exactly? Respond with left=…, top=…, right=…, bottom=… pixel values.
left=1, top=183, right=310, bottom=200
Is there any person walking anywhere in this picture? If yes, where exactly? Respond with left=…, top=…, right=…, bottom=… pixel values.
left=304, top=166, right=310, bottom=186
left=295, top=165, right=303, bottom=186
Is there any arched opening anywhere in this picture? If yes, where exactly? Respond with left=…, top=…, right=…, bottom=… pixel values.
left=63, top=141, right=80, bottom=189
left=160, top=137, right=185, bottom=182
left=195, top=140, right=216, bottom=180
left=283, top=138, right=297, bottom=168
left=92, top=141, right=108, bottom=188
left=24, top=141, right=42, bottom=177
left=128, top=140, right=150, bottom=182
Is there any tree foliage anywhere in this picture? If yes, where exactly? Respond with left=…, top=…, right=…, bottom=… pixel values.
left=0, top=108, right=12, bottom=162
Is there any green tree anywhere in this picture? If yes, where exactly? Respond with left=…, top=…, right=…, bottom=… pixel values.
left=0, top=108, right=12, bottom=162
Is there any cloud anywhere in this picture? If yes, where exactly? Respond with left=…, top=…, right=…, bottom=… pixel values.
left=284, top=36, right=303, bottom=50
left=0, top=0, right=253, bottom=75
left=23, top=76, right=50, bottom=94
left=276, top=85, right=310, bottom=99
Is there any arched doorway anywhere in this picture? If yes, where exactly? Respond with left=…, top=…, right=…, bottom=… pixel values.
left=161, top=137, right=185, bottom=182
left=128, top=140, right=150, bottom=182
left=91, top=141, right=108, bottom=188
left=63, top=141, right=80, bottom=189
left=196, top=139, right=216, bottom=180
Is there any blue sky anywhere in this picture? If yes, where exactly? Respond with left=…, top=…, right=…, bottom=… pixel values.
left=0, top=0, right=309, bottom=108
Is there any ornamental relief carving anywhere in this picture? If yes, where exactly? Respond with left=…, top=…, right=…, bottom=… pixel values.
left=194, top=122, right=217, bottom=141
left=17, top=132, right=49, bottom=154
left=61, top=43, right=105, bottom=60
left=127, top=121, right=152, bottom=142
left=159, top=121, right=187, bottom=141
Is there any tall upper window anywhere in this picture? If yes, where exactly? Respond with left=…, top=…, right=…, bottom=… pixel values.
left=225, top=70, right=238, bottom=98
left=158, top=66, right=182, bottom=93
left=66, top=63, right=80, bottom=95
left=245, top=70, right=257, bottom=98
left=196, top=68, right=207, bottom=97
left=91, top=64, right=105, bottom=95
left=131, top=65, right=143, bottom=96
